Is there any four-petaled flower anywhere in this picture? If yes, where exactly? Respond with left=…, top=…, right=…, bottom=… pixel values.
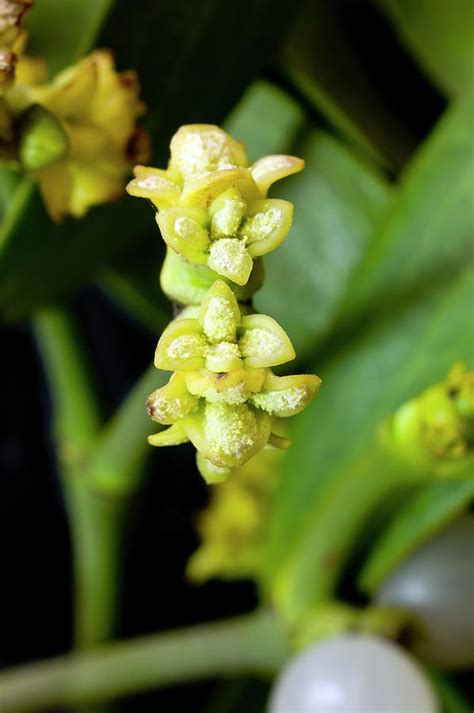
left=23, top=49, right=148, bottom=220
left=145, top=281, right=321, bottom=481
left=127, top=124, right=303, bottom=289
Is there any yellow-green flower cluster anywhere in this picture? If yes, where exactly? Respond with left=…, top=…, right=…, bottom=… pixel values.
left=128, top=124, right=321, bottom=483
left=187, top=448, right=283, bottom=581
left=127, top=124, right=303, bottom=304
left=384, top=362, right=474, bottom=471
left=147, top=280, right=320, bottom=481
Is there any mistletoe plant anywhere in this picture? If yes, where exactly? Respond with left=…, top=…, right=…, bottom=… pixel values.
left=127, top=124, right=321, bottom=483
left=1, top=1, right=474, bottom=710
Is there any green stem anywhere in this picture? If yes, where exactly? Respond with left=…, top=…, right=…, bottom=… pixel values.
left=34, top=307, right=101, bottom=461
left=34, top=308, right=169, bottom=652
left=64, top=478, right=128, bottom=649
left=35, top=308, right=122, bottom=649
left=0, top=611, right=287, bottom=712
left=87, top=365, right=168, bottom=497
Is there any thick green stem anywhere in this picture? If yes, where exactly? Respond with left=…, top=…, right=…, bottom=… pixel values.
left=64, top=479, right=128, bottom=649
left=34, top=309, right=169, bottom=652
left=0, top=611, right=288, bottom=712
left=34, top=307, right=101, bottom=460
left=35, top=308, right=123, bottom=650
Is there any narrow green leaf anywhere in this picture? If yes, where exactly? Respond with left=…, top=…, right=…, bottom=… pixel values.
left=337, top=96, right=474, bottom=331
left=256, top=128, right=393, bottom=358
left=264, top=266, right=474, bottom=619
left=359, top=477, right=474, bottom=594
left=0, top=168, right=21, bottom=223
left=26, top=0, right=114, bottom=75
left=225, top=80, right=306, bottom=160
left=379, top=0, right=474, bottom=97
left=279, top=0, right=416, bottom=170
left=224, top=80, right=393, bottom=359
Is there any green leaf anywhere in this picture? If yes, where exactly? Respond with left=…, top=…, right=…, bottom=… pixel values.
left=224, top=80, right=393, bottom=359
left=279, top=0, right=416, bottom=171
left=26, top=0, right=113, bottom=76
left=225, top=80, right=306, bottom=160
left=336, top=96, right=474, bottom=331
left=378, top=0, right=474, bottom=97
left=358, top=476, right=474, bottom=594
left=263, top=265, right=474, bottom=620
left=256, top=128, right=393, bottom=359
left=0, top=1, right=298, bottom=322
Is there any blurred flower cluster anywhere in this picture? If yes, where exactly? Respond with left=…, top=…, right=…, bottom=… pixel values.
left=385, top=362, right=474, bottom=472
left=0, top=5, right=148, bottom=220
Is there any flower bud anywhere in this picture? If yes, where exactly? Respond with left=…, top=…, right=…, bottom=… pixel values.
left=18, top=103, right=68, bottom=171
left=126, top=124, right=303, bottom=303
left=384, top=363, right=474, bottom=470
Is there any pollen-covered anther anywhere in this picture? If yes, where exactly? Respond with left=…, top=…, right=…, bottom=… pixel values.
left=155, top=317, right=207, bottom=371
left=209, top=187, right=247, bottom=239
left=242, top=207, right=281, bottom=242
left=167, top=334, right=206, bottom=360
left=146, top=372, right=200, bottom=425
left=202, top=296, right=237, bottom=343
left=208, top=238, right=253, bottom=286
left=250, top=373, right=322, bottom=417
left=238, top=314, right=296, bottom=368
left=242, top=199, right=293, bottom=257
left=200, top=402, right=271, bottom=468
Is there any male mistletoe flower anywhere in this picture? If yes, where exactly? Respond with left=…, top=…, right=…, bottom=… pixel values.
left=384, top=362, right=474, bottom=474
left=127, top=124, right=303, bottom=304
left=5, top=48, right=148, bottom=219
left=146, top=281, right=320, bottom=483
left=24, top=50, right=148, bottom=220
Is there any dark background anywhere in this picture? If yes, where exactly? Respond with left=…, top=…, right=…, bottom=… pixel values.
left=0, top=1, right=450, bottom=710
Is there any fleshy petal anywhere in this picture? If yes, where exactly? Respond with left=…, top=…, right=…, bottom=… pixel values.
left=180, top=167, right=259, bottom=208
left=185, top=367, right=266, bottom=404
left=146, top=372, right=200, bottom=425
left=169, top=124, right=248, bottom=182
left=156, top=206, right=210, bottom=265
left=251, top=154, right=304, bottom=195
left=199, top=280, right=241, bottom=343
left=36, top=54, right=97, bottom=119
left=238, top=314, right=295, bottom=368
left=250, top=372, right=322, bottom=417
left=148, top=423, right=190, bottom=447
left=241, top=199, right=293, bottom=258
left=196, top=452, right=231, bottom=484
left=208, top=238, right=253, bottom=286
left=154, top=318, right=206, bottom=371
left=126, top=166, right=181, bottom=210
left=266, top=431, right=292, bottom=449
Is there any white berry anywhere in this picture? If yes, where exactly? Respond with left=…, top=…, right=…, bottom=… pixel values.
left=377, top=514, right=474, bottom=668
left=269, top=634, right=438, bottom=712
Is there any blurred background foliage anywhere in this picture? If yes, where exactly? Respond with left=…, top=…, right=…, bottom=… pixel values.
left=0, top=0, right=473, bottom=711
